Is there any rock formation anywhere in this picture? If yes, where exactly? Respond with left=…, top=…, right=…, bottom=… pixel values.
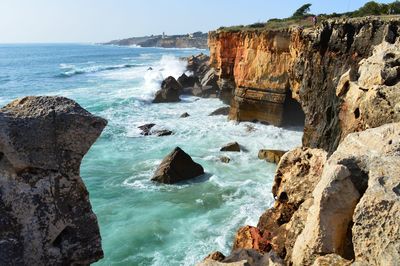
left=220, top=142, right=241, bottom=152
left=209, top=17, right=400, bottom=152
left=153, top=76, right=182, bottom=103
left=152, top=147, right=204, bottom=184
left=0, top=96, right=106, bottom=265
left=209, top=106, right=230, bottom=116
left=258, top=149, right=287, bottom=164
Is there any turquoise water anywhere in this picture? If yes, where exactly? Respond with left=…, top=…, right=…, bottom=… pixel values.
left=0, top=44, right=303, bottom=265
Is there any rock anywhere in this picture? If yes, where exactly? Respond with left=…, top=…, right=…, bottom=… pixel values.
left=233, top=226, right=272, bottom=253
left=180, top=112, right=190, bottom=118
left=205, top=251, right=226, bottom=262
left=0, top=96, right=106, bottom=265
left=138, top=123, right=156, bottom=135
left=258, top=149, right=287, bottom=164
left=292, top=123, right=400, bottom=265
left=177, top=73, right=198, bottom=88
left=257, top=148, right=327, bottom=262
left=220, top=142, right=241, bottom=152
left=224, top=249, right=284, bottom=266
left=187, top=53, right=210, bottom=80
left=151, top=147, right=204, bottom=184
left=153, top=129, right=173, bottom=136
left=153, top=76, right=182, bottom=103
left=312, top=254, right=351, bottom=266
left=201, top=68, right=219, bottom=89
left=220, top=156, right=231, bottom=163
left=245, top=124, right=256, bottom=132
left=196, top=259, right=246, bottom=266
left=209, top=106, right=230, bottom=116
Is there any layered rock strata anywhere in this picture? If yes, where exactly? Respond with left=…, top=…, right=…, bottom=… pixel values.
left=0, top=96, right=106, bottom=265
left=209, top=17, right=400, bottom=152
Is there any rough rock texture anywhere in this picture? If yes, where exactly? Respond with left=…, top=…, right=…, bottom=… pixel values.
left=258, top=150, right=287, bottom=164
left=153, top=76, right=182, bottom=103
left=205, top=251, right=226, bottom=262
left=0, top=96, right=106, bottom=265
left=209, top=17, right=400, bottom=152
left=257, top=148, right=327, bottom=262
left=233, top=226, right=272, bottom=253
left=152, top=147, right=204, bottom=184
left=292, top=123, right=400, bottom=265
left=209, top=106, right=230, bottom=116
left=220, top=142, right=241, bottom=152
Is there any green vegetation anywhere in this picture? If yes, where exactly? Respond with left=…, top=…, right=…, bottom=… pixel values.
left=217, top=1, right=400, bottom=33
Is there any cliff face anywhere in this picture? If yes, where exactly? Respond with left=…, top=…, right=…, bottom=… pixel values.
left=0, top=96, right=106, bottom=265
left=209, top=18, right=400, bottom=152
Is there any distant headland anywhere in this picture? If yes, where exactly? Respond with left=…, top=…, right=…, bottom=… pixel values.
left=102, top=31, right=208, bottom=49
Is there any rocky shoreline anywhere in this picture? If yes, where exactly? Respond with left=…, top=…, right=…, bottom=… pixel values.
left=197, top=16, right=400, bottom=266
left=0, top=16, right=399, bottom=266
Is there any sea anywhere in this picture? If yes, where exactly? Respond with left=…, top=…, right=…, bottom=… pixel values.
left=0, top=44, right=303, bottom=265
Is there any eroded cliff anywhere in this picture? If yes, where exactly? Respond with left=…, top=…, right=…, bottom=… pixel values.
left=209, top=17, right=400, bottom=152
left=0, top=96, right=106, bottom=265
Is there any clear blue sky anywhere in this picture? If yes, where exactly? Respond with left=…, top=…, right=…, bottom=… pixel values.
left=0, top=0, right=394, bottom=43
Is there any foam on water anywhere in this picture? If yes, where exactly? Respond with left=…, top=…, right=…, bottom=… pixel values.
left=0, top=44, right=303, bottom=266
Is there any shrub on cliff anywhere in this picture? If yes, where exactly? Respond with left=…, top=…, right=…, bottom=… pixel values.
left=291, top=3, right=312, bottom=18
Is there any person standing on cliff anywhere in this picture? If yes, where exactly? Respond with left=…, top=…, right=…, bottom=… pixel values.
left=312, top=15, right=318, bottom=27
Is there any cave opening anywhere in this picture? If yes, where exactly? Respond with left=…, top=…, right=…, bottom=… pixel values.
left=282, top=89, right=305, bottom=128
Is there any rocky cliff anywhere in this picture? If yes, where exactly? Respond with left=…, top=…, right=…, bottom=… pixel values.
left=209, top=17, right=400, bottom=152
left=202, top=16, right=400, bottom=266
left=0, top=96, right=106, bottom=265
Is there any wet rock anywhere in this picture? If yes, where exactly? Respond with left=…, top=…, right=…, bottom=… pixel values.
left=152, top=147, right=204, bottom=184
left=220, top=142, right=241, bottom=152
left=138, top=123, right=156, bottom=135
left=153, top=76, right=182, bottom=103
left=0, top=96, right=106, bottom=265
left=177, top=73, right=198, bottom=88
left=153, top=129, right=173, bottom=136
left=220, top=156, right=231, bottom=163
left=258, top=149, right=287, bottom=164
left=180, top=112, right=190, bottom=118
left=209, top=106, right=230, bottom=116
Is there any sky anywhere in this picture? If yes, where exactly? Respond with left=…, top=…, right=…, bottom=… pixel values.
left=0, top=0, right=395, bottom=43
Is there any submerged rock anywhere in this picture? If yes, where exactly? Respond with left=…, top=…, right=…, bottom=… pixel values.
left=180, top=112, right=190, bottom=118
left=258, top=149, right=287, bottom=164
left=220, top=142, right=241, bottom=152
left=220, top=156, right=231, bottom=163
left=209, top=106, right=230, bottom=116
left=138, top=123, right=156, bottom=135
left=153, top=76, right=182, bottom=103
left=153, top=129, right=173, bottom=136
left=0, top=96, right=106, bottom=265
left=152, top=147, right=204, bottom=184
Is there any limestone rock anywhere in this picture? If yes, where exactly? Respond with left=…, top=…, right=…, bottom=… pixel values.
left=0, top=96, right=106, bottom=265
left=152, top=147, right=204, bottom=184
left=196, top=259, right=246, bottom=266
left=258, top=150, right=287, bottom=164
left=292, top=123, right=400, bottom=265
left=209, top=106, right=230, bottom=116
left=153, top=76, right=182, bottom=103
left=257, top=148, right=327, bottom=261
left=312, top=254, right=351, bottom=266
left=233, top=226, right=272, bottom=253
left=205, top=251, right=226, bottom=262
left=220, top=142, right=241, bottom=152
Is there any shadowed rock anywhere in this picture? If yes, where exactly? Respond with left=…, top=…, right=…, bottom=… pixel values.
left=152, top=147, right=204, bottom=184
left=0, top=96, right=106, bottom=265
left=220, top=142, right=241, bottom=152
left=209, top=106, right=230, bottom=116
left=153, top=76, right=182, bottom=103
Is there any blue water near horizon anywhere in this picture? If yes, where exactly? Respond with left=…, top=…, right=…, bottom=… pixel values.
left=0, top=44, right=303, bottom=265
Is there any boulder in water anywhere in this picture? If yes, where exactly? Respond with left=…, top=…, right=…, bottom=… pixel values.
left=258, top=149, right=287, bottom=164
left=138, top=123, right=156, bottom=135
left=209, top=106, right=230, bottom=116
left=220, top=142, right=241, bottom=152
left=152, top=147, right=204, bottom=184
left=180, top=112, right=190, bottom=118
left=153, top=76, right=182, bottom=103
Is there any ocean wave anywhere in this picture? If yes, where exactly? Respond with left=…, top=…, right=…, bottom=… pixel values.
left=56, top=63, right=138, bottom=78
